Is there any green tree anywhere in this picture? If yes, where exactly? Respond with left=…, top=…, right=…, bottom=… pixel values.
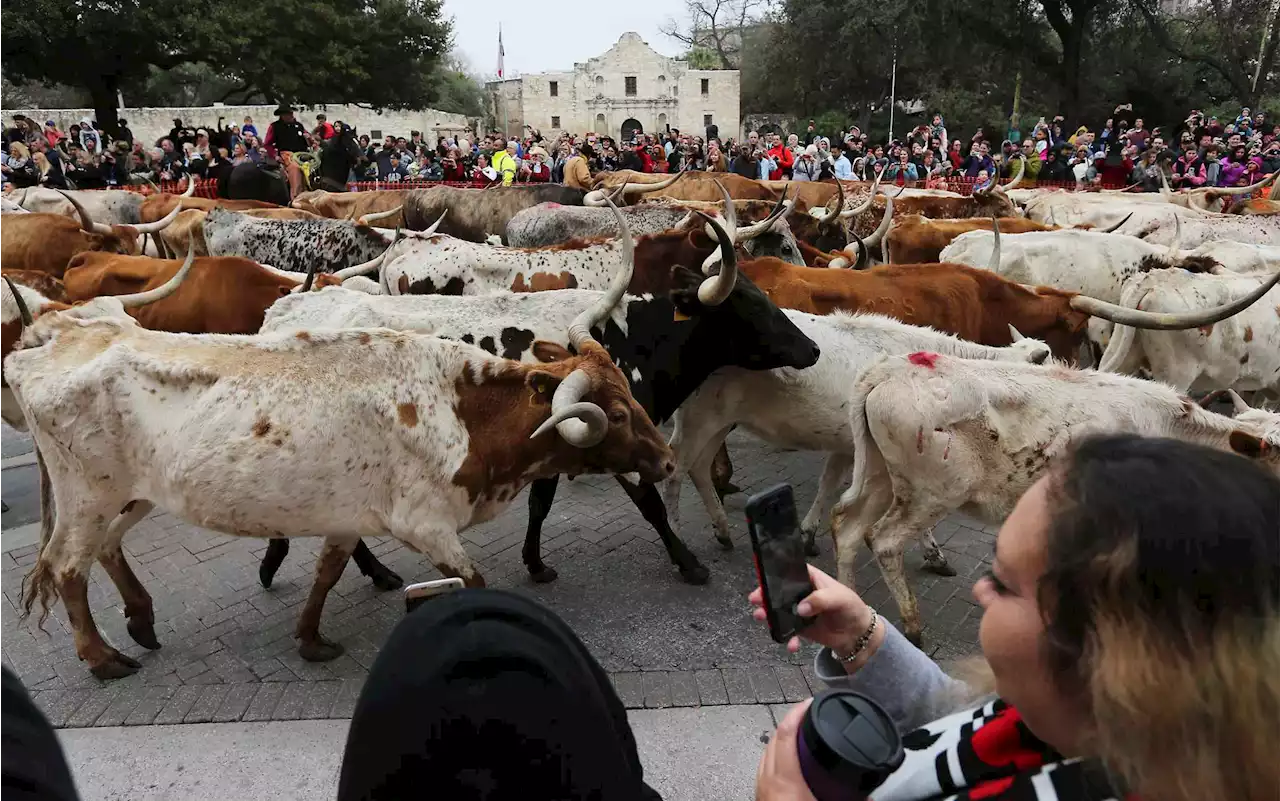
left=1, top=0, right=452, bottom=138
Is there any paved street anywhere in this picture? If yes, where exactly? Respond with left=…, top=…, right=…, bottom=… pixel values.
left=2, top=421, right=993, bottom=729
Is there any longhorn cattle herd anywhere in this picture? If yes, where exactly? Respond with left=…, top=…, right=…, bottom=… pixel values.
left=2, top=160, right=1278, bottom=678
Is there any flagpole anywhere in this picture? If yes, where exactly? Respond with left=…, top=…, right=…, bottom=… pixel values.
left=498, top=25, right=508, bottom=138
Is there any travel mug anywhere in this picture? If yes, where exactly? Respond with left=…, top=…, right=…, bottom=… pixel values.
left=796, top=689, right=904, bottom=801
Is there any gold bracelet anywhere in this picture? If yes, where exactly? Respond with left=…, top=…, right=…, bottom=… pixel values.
left=834, top=609, right=878, bottom=664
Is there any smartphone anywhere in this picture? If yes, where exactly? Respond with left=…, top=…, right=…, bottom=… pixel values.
left=746, top=484, right=816, bottom=643
left=404, top=577, right=464, bottom=614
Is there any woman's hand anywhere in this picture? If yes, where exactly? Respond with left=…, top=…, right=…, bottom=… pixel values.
left=749, top=565, right=879, bottom=661
left=756, top=699, right=817, bottom=801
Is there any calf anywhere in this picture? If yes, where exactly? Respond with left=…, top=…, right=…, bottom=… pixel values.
left=660, top=312, right=1051, bottom=557
left=834, top=354, right=1280, bottom=643
left=10, top=263, right=670, bottom=679
left=259, top=206, right=822, bottom=586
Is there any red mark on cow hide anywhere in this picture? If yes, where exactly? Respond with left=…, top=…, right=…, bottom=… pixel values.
left=916, top=426, right=925, bottom=454
left=908, top=351, right=939, bottom=369
left=545, top=202, right=561, bottom=208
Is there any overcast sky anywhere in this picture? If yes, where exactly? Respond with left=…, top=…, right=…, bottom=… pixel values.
left=442, top=3, right=689, bottom=76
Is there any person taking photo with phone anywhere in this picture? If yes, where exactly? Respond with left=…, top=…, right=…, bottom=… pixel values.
left=752, top=435, right=1279, bottom=801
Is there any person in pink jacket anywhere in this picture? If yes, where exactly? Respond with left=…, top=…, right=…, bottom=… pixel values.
left=1172, top=144, right=1206, bottom=187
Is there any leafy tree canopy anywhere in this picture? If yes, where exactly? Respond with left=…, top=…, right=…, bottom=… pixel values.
left=2, top=0, right=454, bottom=135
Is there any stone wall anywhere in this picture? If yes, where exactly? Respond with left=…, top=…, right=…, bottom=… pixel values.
left=3, top=104, right=474, bottom=148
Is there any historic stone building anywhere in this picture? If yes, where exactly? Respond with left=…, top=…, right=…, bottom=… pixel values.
left=487, top=32, right=741, bottom=143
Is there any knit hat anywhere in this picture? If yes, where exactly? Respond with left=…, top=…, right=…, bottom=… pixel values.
left=804, top=144, right=818, bottom=157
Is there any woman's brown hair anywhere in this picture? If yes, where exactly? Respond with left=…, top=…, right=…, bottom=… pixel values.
left=1040, top=435, right=1280, bottom=801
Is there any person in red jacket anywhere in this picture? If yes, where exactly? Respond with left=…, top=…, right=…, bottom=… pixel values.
left=766, top=133, right=793, bottom=180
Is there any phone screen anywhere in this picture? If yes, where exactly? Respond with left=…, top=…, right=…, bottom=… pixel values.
left=746, top=484, right=815, bottom=643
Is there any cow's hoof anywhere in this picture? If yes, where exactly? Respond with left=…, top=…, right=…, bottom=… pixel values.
left=368, top=567, right=404, bottom=592
left=528, top=565, right=559, bottom=584
left=923, top=561, right=957, bottom=577
left=90, top=650, right=142, bottom=680
left=715, top=533, right=734, bottom=551
left=904, top=630, right=925, bottom=649
left=678, top=563, right=711, bottom=585
left=258, top=563, right=276, bottom=589
left=127, top=617, right=162, bottom=650
left=803, top=537, right=821, bottom=558
left=298, top=637, right=344, bottom=663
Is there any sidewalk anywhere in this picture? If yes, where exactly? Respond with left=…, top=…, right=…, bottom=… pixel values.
left=58, top=704, right=781, bottom=801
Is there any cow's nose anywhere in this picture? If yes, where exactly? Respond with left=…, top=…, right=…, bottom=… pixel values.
left=809, top=344, right=822, bottom=363
left=661, top=458, right=676, bottom=477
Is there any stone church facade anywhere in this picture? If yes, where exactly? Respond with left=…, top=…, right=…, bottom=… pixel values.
left=487, top=32, right=741, bottom=143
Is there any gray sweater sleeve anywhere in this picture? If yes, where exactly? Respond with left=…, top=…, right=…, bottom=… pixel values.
left=812, top=622, right=971, bottom=733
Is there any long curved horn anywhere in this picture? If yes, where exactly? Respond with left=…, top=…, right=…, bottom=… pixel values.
left=815, top=176, right=844, bottom=223
left=701, top=180, right=738, bottom=274
left=999, top=155, right=1026, bottom=191
left=831, top=228, right=869, bottom=270
left=838, top=165, right=884, bottom=218
left=987, top=216, right=1001, bottom=271
left=692, top=211, right=737, bottom=304
left=567, top=198, right=633, bottom=349
left=130, top=199, right=183, bottom=234
left=1212, top=170, right=1279, bottom=197
left=419, top=210, right=447, bottom=236
left=529, top=368, right=608, bottom=448
left=1069, top=269, right=1280, bottom=329
left=3, top=276, right=33, bottom=326
left=1199, top=388, right=1252, bottom=415
left=1102, top=182, right=1143, bottom=194
left=117, top=243, right=196, bottom=307
left=1158, top=166, right=1173, bottom=198
left=1048, top=207, right=1059, bottom=227
left=584, top=171, right=684, bottom=205
left=357, top=205, right=403, bottom=226
left=58, top=190, right=113, bottom=234
left=736, top=186, right=790, bottom=239
left=181, top=175, right=197, bottom=197
left=334, top=228, right=402, bottom=280
left=861, top=193, right=894, bottom=249
left=1168, top=214, right=1182, bottom=257
left=298, top=261, right=317, bottom=293
left=1096, top=212, right=1133, bottom=233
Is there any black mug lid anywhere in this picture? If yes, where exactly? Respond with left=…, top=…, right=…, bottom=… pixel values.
left=802, top=690, right=904, bottom=782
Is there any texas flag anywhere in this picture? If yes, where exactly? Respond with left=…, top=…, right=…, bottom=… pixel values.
left=498, top=26, right=504, bottom=78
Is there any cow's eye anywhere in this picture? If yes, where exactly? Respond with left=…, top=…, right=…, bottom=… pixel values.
left=609, top=409, right=628, bottom=425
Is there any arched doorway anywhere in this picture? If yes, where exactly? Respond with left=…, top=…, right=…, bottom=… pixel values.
left=621, top=118, right=644, bottom=144
left=657, top=113, right=668, bottom=132
left=594, top=113, right=606, bottom=135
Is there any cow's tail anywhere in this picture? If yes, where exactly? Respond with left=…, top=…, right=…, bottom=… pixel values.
left=1096, top=284, right=1151, bottom=374
left=836, top=358, right=889, bottom=535
left=20, top=446, right=59, bottom=629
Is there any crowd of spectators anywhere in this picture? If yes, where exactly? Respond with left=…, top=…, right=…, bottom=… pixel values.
left=4, top=102, right=1276, bottom=193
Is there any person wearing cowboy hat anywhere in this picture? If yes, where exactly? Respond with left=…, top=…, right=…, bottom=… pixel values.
left=264, top=104, right=307, bottom=159
left=524, top=145, right=551, bottom=183
left=563, top=142, right=594, bottom=189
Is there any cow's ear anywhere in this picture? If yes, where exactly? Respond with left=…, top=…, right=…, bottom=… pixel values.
left=527, top=370, right=561, bottom=400
left=1229, top=430, right=1270, bottom=460
left=532, top=341, right=573, bottom=363
left=668, top=265, right=702, bottom=317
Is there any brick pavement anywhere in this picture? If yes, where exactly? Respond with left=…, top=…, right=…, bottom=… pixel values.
left=1, top=430, right=996, bottom=727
